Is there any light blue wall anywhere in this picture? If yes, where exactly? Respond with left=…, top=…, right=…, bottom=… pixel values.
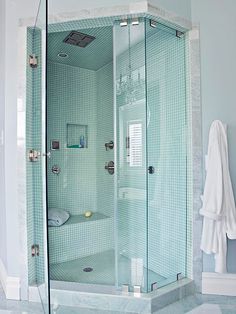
left=150, top=0, right=191, bottom=20
left=191, top=0, right=236, bottom=273
left=0, top=0, right=7, bottom=269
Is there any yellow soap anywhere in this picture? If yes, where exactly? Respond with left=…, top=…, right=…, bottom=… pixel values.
left=84, top=211, right=93, bottom=218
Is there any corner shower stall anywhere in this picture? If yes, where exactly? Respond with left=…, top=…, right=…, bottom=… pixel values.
left=26, top=1, right=192, bottom=312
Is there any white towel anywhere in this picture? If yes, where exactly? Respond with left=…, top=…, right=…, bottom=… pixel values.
left=200, top=120, right=236, bottom=273
left=48, top=208, right=70, bottom=227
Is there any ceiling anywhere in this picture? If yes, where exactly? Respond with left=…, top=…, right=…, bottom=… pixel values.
left=48, top=26, right=113, bottom=71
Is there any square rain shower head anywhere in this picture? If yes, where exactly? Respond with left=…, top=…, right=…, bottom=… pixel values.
left=63, top=31, right=96, bottom=48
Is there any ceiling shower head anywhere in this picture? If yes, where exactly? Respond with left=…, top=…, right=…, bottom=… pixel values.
left=63, top=31, right=96, bottom=48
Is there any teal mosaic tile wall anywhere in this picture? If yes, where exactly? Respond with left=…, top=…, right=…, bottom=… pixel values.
left=47, top=62, right=98, bottom=216
left=47, top=56, right=114, bottom=264
left=96, top=62, right=114, bottom=218
left=26, top=27, right=46, bottom=285
left=26, top=28, right=36, bottom=285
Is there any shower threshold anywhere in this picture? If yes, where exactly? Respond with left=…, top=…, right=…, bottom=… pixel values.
left=49, top=278, right=194, bottom=313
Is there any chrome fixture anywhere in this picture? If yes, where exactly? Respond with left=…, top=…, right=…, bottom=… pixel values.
left=52, top=165, right=61, bottom=175
left=83, top=267, right=93, bottom=272
left=148, top=166, right=155, bottom=174
left=105, top=161, right=114, bottom=175
left=131, top=18, right=139, bottom=26
left=120, top=19, right=128, bottom=27
left=150, top=19, right=157, bottom=28
left=57, top=52, right=68, bottom=58
left=105, top=141, right=114, bottom=151
left=28, top=149, right=40, bottom=162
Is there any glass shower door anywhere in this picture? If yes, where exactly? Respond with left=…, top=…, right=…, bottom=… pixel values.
left=114, top=18, right=188, bottom=293
left=146, top=20, right=187, bottom=291
left=114, top=19, right=149, bottom=293
left=28, top=0, right=50, bottom=311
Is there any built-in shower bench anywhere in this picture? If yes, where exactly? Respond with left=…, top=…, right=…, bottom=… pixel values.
left=61, top=212, right=109, bottom=226
left=48, top=212, right=113, bottom=264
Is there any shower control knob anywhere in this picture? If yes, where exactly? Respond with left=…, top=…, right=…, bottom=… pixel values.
left=148, top=166, right=155, bottom=174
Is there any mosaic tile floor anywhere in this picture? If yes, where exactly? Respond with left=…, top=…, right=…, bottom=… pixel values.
left=49, top=249, right=166, bottom=289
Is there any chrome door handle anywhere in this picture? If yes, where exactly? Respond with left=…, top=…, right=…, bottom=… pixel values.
left=148, top=166, right=155, bottom=174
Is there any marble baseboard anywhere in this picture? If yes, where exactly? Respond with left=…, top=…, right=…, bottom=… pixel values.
left=0, top=259, right=20, bottom=300
left=202, top=272, right=236, bottom=296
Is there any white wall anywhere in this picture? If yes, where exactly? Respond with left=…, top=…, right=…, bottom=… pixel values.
left=191, top=0, right=236, bottom=273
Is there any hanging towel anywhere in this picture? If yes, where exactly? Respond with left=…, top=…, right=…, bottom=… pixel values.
left=200, top=120, right=236, bottom=273
left=48, top=208, right=70, bottom=227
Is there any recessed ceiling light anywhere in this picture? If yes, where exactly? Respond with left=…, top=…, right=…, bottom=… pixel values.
left=57, top=52, right=68, bottom=58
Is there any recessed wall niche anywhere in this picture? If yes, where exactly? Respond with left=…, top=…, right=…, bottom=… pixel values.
left=67, top=123, right=88, bottom=148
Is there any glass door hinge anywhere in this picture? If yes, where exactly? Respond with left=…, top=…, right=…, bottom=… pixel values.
left=151, top=282, right=158, bottom=291
left=28, top=149, right=41, bottom=162
left=29, top=54, right=38, bottom=68
left=31, top=244, right=39, bottom=257
left=177, top=272, right=184, bottom=281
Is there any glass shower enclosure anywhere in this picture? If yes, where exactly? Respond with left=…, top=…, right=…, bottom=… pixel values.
left=27, top=5, right=189, bottom=312
left=45, top=16, right=188, bottom=294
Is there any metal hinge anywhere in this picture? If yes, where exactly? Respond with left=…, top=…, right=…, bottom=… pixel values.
left=151, top=282, right=158, bottom=291
left=177, top=272, right=184, bottom=281
left=176, top=30, right=184, bottom=38
left=31, top=244, right=39, bottom=257
left=29, top=54, right=38, bottom=68
left=28, top=149, right=41, bottom=162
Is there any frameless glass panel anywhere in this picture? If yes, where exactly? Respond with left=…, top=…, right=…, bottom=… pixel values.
left=114, top=19, right=148, bottom=293
left=26, top=0, right=50, bottom=312
left=146, top=20, right=187, bottom=292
